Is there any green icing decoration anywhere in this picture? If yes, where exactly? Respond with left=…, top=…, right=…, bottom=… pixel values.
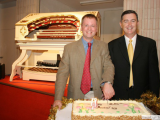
left=86, top=110, right=89, bottom=113
left=126, top=109, right=130, bottom=111
left=101, top=112, right=104, bottom=113
left=79, top=109, right=82, bottom=113
left=138, top=110, right=140, bottom=113
left=116, top=111, right=120, bottom=113
left=124, top=112, right=127, bottom=114
left=128, top=106, right=136, bottom=113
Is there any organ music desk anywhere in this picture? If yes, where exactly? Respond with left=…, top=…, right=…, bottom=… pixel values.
left=10, top=11, right=101, bottom=82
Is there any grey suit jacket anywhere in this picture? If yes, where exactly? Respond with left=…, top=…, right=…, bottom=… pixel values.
left=55, top=38, right=114, bottom=100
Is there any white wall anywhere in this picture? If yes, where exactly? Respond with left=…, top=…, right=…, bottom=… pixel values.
left=40, top=0, right=75, bottom=12
left=99, top=8, right=123, bottom=43
left=0, top=1, right=17, bottom=75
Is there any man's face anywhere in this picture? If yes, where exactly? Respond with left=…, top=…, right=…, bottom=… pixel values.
left=81, top=17, right=97, bottom=42
left=120, top=13, right=139, bottom=39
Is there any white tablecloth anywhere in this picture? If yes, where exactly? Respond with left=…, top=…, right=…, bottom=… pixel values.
left=56, top=103, right=72, bottom=120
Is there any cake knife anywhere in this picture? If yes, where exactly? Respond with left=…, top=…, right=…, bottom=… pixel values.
left=101, top=94, right=109, bottom=104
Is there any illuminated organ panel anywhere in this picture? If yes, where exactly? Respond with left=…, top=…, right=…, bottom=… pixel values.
left=27, top=16, right=79, bottom=39
left=36, top=24, right=77, bottom=39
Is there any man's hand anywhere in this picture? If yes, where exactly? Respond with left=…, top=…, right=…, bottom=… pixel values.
left=53, top=100, right=62, bottom=110
left=102, top=83, right=115, bottom=100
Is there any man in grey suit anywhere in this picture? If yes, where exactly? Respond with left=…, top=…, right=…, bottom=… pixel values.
left=108, top=10, right=159, bottom=100
left=53, top=14, right=115, bottom=109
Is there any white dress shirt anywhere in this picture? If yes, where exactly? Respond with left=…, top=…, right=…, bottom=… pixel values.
left=124, top=34, right=137, bottom=51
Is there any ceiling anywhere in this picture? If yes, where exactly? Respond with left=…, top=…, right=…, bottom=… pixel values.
left=0, top=0, right=16, bottom=4
left=58, top=0, right=123, bottom=10
left=0, top=0, right=123, bottom=10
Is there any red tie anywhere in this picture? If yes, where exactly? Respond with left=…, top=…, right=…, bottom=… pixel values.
left=81, top=43, right=92, bottom=94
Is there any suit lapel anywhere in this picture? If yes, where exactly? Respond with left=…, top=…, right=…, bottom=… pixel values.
left=91, top=40, right=99, bottom=65
left=118, top=36, right=130, bottom=63
left=77, top=39, right=86, bottom=63
left=133, top=35, right=143, bottom=63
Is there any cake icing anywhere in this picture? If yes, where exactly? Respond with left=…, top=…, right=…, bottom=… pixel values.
left=72, top=100, right=150, bottom=120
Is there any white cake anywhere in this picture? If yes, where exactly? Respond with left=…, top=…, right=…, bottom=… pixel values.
left=72, top=100, right=150, bottom=120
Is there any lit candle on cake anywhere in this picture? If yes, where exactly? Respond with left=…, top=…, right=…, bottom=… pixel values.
left=91, top=98, right=97, bottom=110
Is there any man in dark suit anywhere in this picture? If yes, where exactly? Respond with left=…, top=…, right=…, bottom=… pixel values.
left=108, top=10, right=159, bottom=100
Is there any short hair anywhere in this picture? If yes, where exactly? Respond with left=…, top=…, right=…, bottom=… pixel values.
left=81, top=14, right=98, bottom=25
left=121, top=10, right=138, bottom=21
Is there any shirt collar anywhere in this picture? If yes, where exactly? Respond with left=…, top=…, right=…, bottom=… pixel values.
left=82, top=37, right=94, bottom=47
left=124, top=34, right=137, bottom=51
left=124, top=34, right=137, bottom=42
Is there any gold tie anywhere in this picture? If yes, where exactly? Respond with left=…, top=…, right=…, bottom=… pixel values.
left=128, top=39, right=133, bottom=87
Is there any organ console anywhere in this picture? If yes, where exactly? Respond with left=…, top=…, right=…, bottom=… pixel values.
left=10, top=11, right=101, bottom=82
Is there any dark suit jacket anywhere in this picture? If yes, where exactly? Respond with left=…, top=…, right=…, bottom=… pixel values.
left=108, top=35, right=160, bottom=99
left=54, top=38, right=114, bottom=100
